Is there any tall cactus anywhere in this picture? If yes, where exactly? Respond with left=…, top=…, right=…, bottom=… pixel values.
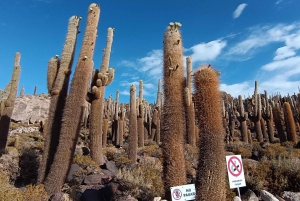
left=118, top=103, right=125, bottom=146
left=283, top=102, right=297, bottom=143
left=262, top=90, right=274, bottom=143
left=194, top=65, right=226, bottom=201
left=138, top=80, right=144, bottom=147
left=0, top=52, right=21, bottom=154
left=112, top=90, right=119, bottom=144
left=185, top=56, right=196, bottom=146
left=44, top=4, right=100, bottom=195
left=248, top=81, right=263, bottom=142
left=88, top=27, right=115, bottom=166
left=38, top=16, right=81, bottom=184
left=273, top=102, right=286, bottom=143
left=161, top=22, right=186, bottom=199
left=237, top=95, right=248, bottom=143
left=128, top=84, right=138, bottom=163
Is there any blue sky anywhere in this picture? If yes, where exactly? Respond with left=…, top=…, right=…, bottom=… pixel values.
left=0, top=0, right=299, bottom=103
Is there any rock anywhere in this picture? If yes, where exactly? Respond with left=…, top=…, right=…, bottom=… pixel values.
left=281, top=191, right=300, bottom=201
left=11, top=94, right=50, bottom=124
left=83, top=174, right=103, bottom=185
left=101, top=169, right=116, bottom=177
left=9, top=126, right=39, bottom=135
left=260, top=190, right=279, bottom=201
left=275, top=195, right=286, bottom=201
left=66, top=164, right=82, bottom=183
left=76, top=184, right=104, bottom=194
left=242, top=189, right=259, bottom=201
left=80, top=189, right=100, bottom=201
left=233, top=196, right=241, bottom=201
left=105, top=161, right=118, bottom=174
left=83, top=174, right=111, bottom=185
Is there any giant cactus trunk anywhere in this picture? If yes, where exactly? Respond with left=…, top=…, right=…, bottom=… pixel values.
left=89, top=27, right=115, bottom=166
left=283, top=102, right=297, bottom=143
left=185, top=56, right=196, bottom=146
left=128, top=85, right=138, bottom=163
left=194, top=65, right=226, bottom=201
left=161, top=23, right=187, bottom=200
left=44, top=4, right=100, bottom=195
left=0, top=52, right=21, bottom=154
left=38, top=16, right=80, bottom=184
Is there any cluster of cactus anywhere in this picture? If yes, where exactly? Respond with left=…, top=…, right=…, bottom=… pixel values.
left=222, top=81, right=300, bottom=145
left=40, top=3, right=101, bottom=195
left=0, top=52, right=21, bottom=154
left=159, top=22, right=227, bottom=200
left=2, top=3, right=299, bottom=200
left=38, top=15, right=81, bottom=184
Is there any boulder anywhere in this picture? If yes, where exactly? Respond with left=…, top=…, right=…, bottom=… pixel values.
left=281, top=191, right=300, bottom=201
left=242, top=189, right=259, bottom=201
left=11, top=94, right=50, bottom=124
left=260, top=190, right=279, bottom=201
left=66, top=163, right=82, bottom=183
left=233, top=196, right=241, bottom=201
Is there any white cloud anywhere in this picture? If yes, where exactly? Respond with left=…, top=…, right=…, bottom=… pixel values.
left=233, top=3, right=247, bottom=19
left=228, top=23, right=300, bottom=56
left=121, top=73, right=129, bottom=76
left=220, top=82, right=253, bottom=98
left=275, top=0, right=283, bottom=4
left=188, top=40, right=227, bottom=62
left=119, top=60, right=137, bottom=68
left=262, top=56, right=300, bottom=71
left=273, top=46, right=296, bottom=60
left=138, top=50, right=163, bottom=76
left=120, top=90, right=129, bottom=96
left=221, top=55, right=300, bottom=97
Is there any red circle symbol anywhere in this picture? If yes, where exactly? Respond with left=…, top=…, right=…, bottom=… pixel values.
left=172, top=188, right=182, bottom=200
left=228, top=156, right=243, bottom=177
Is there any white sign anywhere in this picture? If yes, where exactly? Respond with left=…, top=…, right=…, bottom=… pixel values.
left=226, top=155, right=246, bottom=189
left=170, top=184, right=196, bottom=201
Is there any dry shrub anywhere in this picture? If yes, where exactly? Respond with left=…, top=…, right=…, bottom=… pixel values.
left=143, top=144, right=162, bottom=158
left=116, top=156, right=164, bottom=200
left=115, top=155, right=132, bottom=168
left=263, top=143, right=288, bottom=159
left=244, top=157, right=300, bottom=195
left=233, top=147, right=252, bottom=159
left=0, top=172, right=48, bottom=201
left=73, top=155, right=99, bottom=169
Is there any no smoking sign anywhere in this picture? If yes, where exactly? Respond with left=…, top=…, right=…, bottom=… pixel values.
left=226, top=155, right=246, bottom=189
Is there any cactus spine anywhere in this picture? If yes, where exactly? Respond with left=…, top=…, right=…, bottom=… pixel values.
left=194, top=65, right=226, bottom=201
left=38, top=16, right=81, bottom=184
left=185, top=56, right=196, bottom=146
left=44, top=4, right=100, bottom=195
left=283, top=102, right=297, bottom=143
left=161, top=22, right=187, bottom=199
left=129, top=84, right=138, bottom=163
left=89, top=27, right=115, bottom=166
left=0, top=52, right=21, bottom=154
